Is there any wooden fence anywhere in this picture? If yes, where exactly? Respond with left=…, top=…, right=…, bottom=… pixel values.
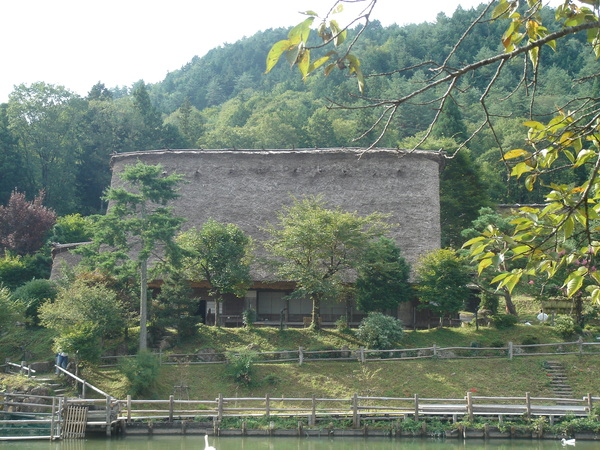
left=98, top=339, right=600, bottom=367
left=115, top=392, right=599, bottom=427
left=0, top=392, right=62, bottom=440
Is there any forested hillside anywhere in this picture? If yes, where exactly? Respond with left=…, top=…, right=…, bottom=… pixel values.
left=0, top=3, right=593, bottom=229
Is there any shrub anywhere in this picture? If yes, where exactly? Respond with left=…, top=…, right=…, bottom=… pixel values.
left=119, top=351, right=161, bottom=397
left=0, top=286, right=25, bottom=334
left=335, top=316, right=350, bottom=333
left=12, top=279, right=58, bottom=326
left=554, top=315, right=582, bottom=339
left=242, top=307, right=257, bottom=328
left=490, top=314, right=518, bottom=329
left=356, top=312, right=404, bottom=350
left=226, top=350, right=257, bottom=386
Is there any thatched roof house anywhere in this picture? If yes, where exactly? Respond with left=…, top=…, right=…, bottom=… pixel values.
left=106, top=148, right=444, bottom=327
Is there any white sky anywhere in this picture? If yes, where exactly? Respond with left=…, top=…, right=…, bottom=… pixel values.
left=0, top=0, right=562, bottom=103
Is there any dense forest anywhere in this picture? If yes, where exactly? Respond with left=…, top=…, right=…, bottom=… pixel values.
left=0, top=3, right=594, bottom=237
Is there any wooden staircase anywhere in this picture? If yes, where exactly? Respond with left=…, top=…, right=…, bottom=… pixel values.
left=544, top=361, right=574, bottom=402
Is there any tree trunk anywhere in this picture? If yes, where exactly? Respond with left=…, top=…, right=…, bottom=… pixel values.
left=139, top=258, right=148, bottom=352
left=501, top=289, right=518, bottom=316
left=311, top=295, right=321, bottom=330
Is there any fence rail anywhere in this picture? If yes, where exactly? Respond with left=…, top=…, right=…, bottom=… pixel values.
left=98, top=339, right=600, bottom=367
left=115, top=392, right=597, bottom=426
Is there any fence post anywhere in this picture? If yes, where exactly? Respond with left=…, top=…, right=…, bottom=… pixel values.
left=50, top=396, right=56, bottom=440
left=106, top=397, right=112, bottom=437
left=127, top=395, right=132, bottom=423
left=359, top=347, right=366, bottom=364
left=508, top=342, right=513, bottom=360
left=310, top=394, right=316, bottom=426
left=414, top=394, right=419, bottom=420
left=20, top=361, right=26, bottom=376
left=525, top=392, right=531, bottom=418
left=265, top=394, right=270, bottom=417
left=169, top=394, right=174, bottom=422
left=433, top=344, right=437, bottom=357
left=466, top=391, right=473, bottom=422
left=578, top=337, right=583, bottom=354
left=217, top=393, right=223, bottom=421
left=587, top=393, right=593, bottom=414
left=299, top=347, right=304, bottom=366
left=352, top=393, right=359, bottom=428
left=82, top=381, right=87, bottom=399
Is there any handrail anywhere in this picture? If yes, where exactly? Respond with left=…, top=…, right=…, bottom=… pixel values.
left=55, top=365, right=112, bottom=400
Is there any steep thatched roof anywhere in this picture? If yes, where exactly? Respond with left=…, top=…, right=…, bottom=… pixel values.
left=109, top=148, right=443, bottom=279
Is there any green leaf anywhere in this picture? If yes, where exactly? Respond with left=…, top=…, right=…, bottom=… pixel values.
left=298, top=49, right=310, bottom=79
left=523, top=120, right=545, bottom=130
left=491, top=272, right=511, bottom=284
left=503, top=148, right=530, bottom=160
left=565, top=274, right=584, bottom=298
left=492, top=1, right=512, bottom=20
left=265, top=40, right=293, bottom=73
left=288, top=17, right=314, bottom=45
left=511, top=162, right=534, bottom=178
left=478, top=258, right=493, bottom=275
left=563, top=216, right=574, bottom=241
left=574, top=149, right=596, bottom=168
left=309, top=55, right=332, bottom=73
left=462, top=236, right=485, bottom=248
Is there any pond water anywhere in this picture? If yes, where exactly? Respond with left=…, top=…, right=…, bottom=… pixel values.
left=1, top=436, right=594, bottom=449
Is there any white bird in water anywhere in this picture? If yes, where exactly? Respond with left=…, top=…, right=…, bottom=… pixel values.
left=561, top=437, right=576, bottom=446
left=204, top=434, right=216, bottom=449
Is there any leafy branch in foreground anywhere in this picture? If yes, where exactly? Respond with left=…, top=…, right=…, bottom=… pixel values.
left=270, top=0, right=600, bottom=312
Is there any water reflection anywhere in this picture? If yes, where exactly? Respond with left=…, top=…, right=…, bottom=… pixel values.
left=1, top=436, right=596, bottom=450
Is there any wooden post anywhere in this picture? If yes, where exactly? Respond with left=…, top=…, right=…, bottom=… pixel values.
left=299, top=347, right=304, bottom=366
left=169, top=395, right=174, bottom=422
left=265, top=394, right=270, bottom=417
left=578, top=336, right=583, bottom=354
left=466, top=391, right=473, bottom=422
left=414, top=394, right=419, bottom=420
left=50, top=396, right=56, bottom=440
left=20, top=361, right=26, bottom=376
left=81, top=381, right=86, bottom=399
left=106, top=397, right=112, bottom=436
left=310, top=394, right=316, bottom=426
left=217, top=393, right=223, bottom=420
left=359, top=347, right=365, bottom=364
left=352, top=393, right=359, bottom=428
left=508, top=342, right=513, bottom=360
left=587, top=393, right=593, bottom=414
left=433, top=344, right=437, bottom=357
left=525, top=392, right=531, bottom=419
left=127, top=395, right=132, bottom=423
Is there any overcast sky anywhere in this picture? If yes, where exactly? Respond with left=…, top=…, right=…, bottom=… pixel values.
left=0, top=0, right=562, bottom=103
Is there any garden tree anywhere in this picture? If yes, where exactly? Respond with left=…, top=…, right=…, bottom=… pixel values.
left=0, top=190, right=56, bottom=256
left=152, top=274, right=200, bottom=339
left=270, top=0, right=600, bottom=309
left=354, top=237, right=413, bottom=313
left=265, top=196, right=389, bottom=330
left=48, top=214, right=93, bottom=245
left=11, top=279, right=58, bottom=326
left=415, top=248, right=472, bottom=327
left=39, top=279, right=127, bottom=363
left=79, top=162, right=185, bottom=351
left=176, top=219, right=252, bottom=327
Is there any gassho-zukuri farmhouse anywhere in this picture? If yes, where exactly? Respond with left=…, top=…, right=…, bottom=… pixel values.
left=52, top=147, right=445, bottom=328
